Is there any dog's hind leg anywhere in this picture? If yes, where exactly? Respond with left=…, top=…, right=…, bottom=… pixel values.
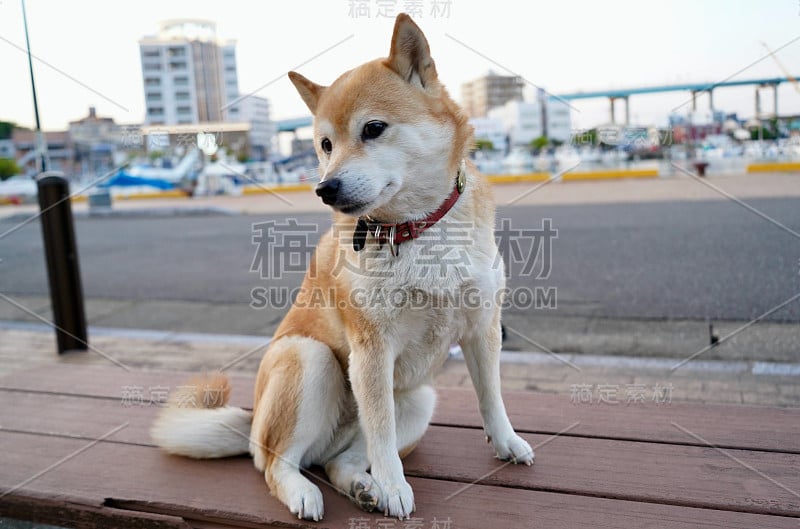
left=324, top=384, right=435, bottom=513
left=394, top=383, right=436, bottom=459
left=324, top=427, right=378, bottom=512
left=250, top=336, right=347, bottom=521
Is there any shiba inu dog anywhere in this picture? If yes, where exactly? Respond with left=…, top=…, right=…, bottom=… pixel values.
left=151, top=13, right=533, bottom=521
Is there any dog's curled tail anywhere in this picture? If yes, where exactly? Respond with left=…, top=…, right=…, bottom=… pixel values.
left=150, top=373, right=252, bottom=458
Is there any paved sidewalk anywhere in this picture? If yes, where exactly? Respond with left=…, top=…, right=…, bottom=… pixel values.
left=2, top=322, right=798, bottom=408
left=3, top=295, right=798, bottom=363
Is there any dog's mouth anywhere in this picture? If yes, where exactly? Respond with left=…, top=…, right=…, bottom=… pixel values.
left=335, top=202, right=370, bottom=216
left=327, top=182, right=399, bottom=217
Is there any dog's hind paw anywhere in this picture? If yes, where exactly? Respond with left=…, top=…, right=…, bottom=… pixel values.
left=349, top=472, right=380, bottom=512
left=493, top=433, right=534, bottom=466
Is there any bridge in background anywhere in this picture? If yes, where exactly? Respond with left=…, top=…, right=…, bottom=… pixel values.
left=276, top=76, right=799, bottom=130
left=275, top=116, right=313, bottom=133
left=553, top=76, right=798, bottom=125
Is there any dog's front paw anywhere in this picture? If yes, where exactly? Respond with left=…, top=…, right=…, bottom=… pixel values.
left=491, top=432, right=534, bottom=465
left=373, top=476, right=415, bottom=519
left=287, top=482, right=324, bottom=521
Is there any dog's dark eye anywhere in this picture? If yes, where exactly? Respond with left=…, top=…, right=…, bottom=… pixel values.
left=361, top=120, right=387, bottom=141
left=320, top=138, right=332, bottom=154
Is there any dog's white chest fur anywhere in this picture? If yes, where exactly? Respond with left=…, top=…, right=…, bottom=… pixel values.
left=344, top=215, right=504, bottom=390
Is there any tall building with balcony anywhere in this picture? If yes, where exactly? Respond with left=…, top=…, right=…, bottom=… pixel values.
left=139, top=20, right=239, bottom=126
left=461, top=72, right=525, bottom=118
left=139, top=20, right=273, bottom=159
left=487, top=93, right=572, bottom=146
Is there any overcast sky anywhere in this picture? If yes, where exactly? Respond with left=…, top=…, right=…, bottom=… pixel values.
left=1, top=0, right=798, bottom=132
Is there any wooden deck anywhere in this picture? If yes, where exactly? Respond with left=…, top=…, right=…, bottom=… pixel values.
left=1, top=364, right=799, bottom=528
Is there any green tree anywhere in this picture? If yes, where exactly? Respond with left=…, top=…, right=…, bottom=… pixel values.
left=147, top=150, right=165, bottom=161
left=474, top=139, right=494, bottom=151
left=531, top=136, right=549, bottom=151
left=0, top=121, right=16, bottom=140
left=750, top=126, right=778, bottom=141
left=0, top=158, right=22, bottom=180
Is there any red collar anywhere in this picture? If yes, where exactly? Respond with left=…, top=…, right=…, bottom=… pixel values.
left=353, top=162, right=466, bottom=255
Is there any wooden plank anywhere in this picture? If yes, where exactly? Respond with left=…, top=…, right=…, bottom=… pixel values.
left=405, top=425, right=800, bottom=518
left=0, top=364, right=255, bottom=408
left=1, top=492, right=192, bottom=529
left=0, top=389, right=159, bottom=445
left=2, top=392, right=800, bottom=517
left=1, top=431, right=796, bottom=529
left=433, top=387, right=800, bottom=453
left=3, top=364, right=799, bottom=453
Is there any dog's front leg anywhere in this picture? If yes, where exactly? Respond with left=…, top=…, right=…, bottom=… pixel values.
left=460, top=307, right=534, bottom=465
left=349, top=342, right=415, bottom=519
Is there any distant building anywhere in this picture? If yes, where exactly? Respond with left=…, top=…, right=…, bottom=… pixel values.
left=139, top=20, right=239, bottom=126
left=138, top=20, right=274, bottom=159
left=469, top=117, right=507, bottom=152
left=0, top=139, right=14, bottom=159
left=236, top=95, right=275, bottom=161
left=11, top=129, right=74, bottom=175
left=489, top=101, right=542, bottom=146
left=461, top=72, right=524, bottom=118
left=488, top=95, right=572, bottom=147
left=68, top=107, right=121, bottom=174
left=545, top=98, right=572, bottom=143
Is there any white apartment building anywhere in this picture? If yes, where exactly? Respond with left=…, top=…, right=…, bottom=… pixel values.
left=139, top=20, right=273, bottom=159
left=236, top=95, right=276, bottom=160
left=139, top=20, right=240, bottom=126
left=488, top=97, right=572, bottom=146
left=545, top=98, right=572, bottom=143
left=469, top=116, right=508, bottom=152
left=489, top=101, right=543, bottom=146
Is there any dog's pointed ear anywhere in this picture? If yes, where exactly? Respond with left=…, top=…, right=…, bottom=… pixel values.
left=288, top=71, right=325, bottom=114
left=385, top=13, right=438, bottom=90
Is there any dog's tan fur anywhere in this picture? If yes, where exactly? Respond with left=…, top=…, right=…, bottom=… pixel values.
left=151, top=14, right=533, bottom=521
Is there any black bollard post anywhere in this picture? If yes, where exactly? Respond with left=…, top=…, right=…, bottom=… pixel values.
left=37, top=174, right=88, bottom=353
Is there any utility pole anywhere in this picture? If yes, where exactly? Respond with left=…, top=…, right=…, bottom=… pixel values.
left=22, top=0, right=88, bottom=353
left=21, top=0, right=48, bottom=173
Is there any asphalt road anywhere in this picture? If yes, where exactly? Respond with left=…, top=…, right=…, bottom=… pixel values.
left=1, top=197, right=799, bottom=323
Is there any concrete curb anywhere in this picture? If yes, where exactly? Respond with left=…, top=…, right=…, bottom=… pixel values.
left=563, top=168, right=659, bottom=181
left=4, top=320, right=799, bottom=378
left=747, top=162, right=800, bottom=173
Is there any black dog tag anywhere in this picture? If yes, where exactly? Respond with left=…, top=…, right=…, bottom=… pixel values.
left=353, top=218, right=368, bottom=251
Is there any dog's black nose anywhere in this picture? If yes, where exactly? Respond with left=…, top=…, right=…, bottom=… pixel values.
left=315, top=179, right=340, bottom=205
